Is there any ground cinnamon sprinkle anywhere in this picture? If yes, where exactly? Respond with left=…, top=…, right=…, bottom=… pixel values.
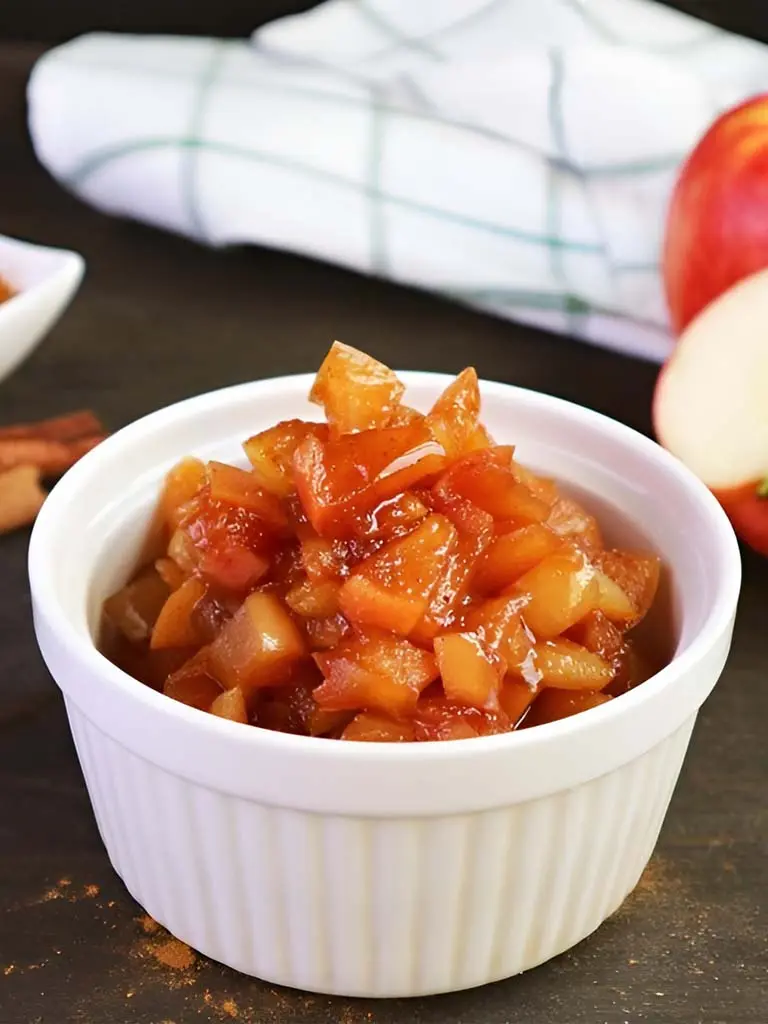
left=201, top=992, right=242, bottom=1020
left=138, top=914, right=162, bottom=936
left=153, top=938, right=196, bottom=972
left=631, top=854, right=681, bottom=901
left=31, top=877, right=104, bottom=906
left=338, top=1008, right=374, bottom=1024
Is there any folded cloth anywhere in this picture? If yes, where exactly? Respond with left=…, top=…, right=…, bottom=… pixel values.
left=27, top=0, right=768, bottom=361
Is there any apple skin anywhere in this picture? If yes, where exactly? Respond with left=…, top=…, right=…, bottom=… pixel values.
left=663, top=93, right=768, bottom=334
left=713, top=482, right=768, bottom=557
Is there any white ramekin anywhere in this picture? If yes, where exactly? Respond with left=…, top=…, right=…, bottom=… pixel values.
left=0, top=232, right=85, bottom=383
left=28, top=373, right=741, bottom=998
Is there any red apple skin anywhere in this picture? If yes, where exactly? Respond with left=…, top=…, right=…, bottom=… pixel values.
left=713, top=483, right=768, bottom=557
left=664, top=93, right=768, bottom=334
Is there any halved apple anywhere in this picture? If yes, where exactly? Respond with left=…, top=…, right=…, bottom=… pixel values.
left=654, top=266, right=768, bottom=554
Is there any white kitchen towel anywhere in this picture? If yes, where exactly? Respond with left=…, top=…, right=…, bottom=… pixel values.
left=27, top=0, right=768, bottom=361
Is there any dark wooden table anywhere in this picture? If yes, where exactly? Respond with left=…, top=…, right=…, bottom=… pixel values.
left=0, top=41, right=765, bottom=1024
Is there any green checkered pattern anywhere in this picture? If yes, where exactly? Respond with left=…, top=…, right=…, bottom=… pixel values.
left=31, top=0, right=762, bottom=359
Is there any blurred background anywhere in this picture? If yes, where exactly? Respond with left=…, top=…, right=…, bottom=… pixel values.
left=0, top=1, right=765, bottom=42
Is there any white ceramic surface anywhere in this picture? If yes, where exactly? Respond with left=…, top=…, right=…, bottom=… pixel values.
left=28, top=373, right=741, bottom=998
left=0, top=233, right=85, bottom=383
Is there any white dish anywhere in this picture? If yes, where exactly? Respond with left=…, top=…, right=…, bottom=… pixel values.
left=0, top=233, right=85, bottom=383
left=28, top=373, right=741, bottom=998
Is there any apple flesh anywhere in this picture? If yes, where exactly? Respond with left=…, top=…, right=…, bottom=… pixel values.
left=654, top=266, right=768, bottom=554
left=663, top=93, right=768, bottom=334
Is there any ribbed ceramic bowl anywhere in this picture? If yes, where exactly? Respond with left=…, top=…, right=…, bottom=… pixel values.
left=0, top=232, right=84, bottom=383
left=28, top=373, right=741, bottom=998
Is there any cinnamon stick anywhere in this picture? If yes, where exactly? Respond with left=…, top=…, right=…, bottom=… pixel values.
left=0, top=409, right=103, bottom=443
left=0, top=465, right=46, bottom=534
left=0, top=432, right=108, bottom=477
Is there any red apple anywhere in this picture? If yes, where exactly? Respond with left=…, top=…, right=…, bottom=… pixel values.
left=664, top=93, right=768, bottom=334
left=654, top=266, right=768, bottom=554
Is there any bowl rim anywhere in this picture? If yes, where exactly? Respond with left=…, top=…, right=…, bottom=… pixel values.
left=0, top=232, right=85, bottom=295
left=28, top=371, right=742, bottom=770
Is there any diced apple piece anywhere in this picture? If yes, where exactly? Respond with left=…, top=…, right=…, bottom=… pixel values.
left=474, top=523, right=562, bottom=594
left=189, top=589, right=239, bottom=644
left=338, top=577, right=419, bottom=636
left=198, top=545, right=269, bottom=592
left=435, top=632, right=504, bottom=710
left=208, top=591, right=306, bottom=692
left=103, top=567, right=170, bottom=644
left=168, top=527, right=200, bottom=574
left=159, top=457, right=206, bottom=531
left=269, top=543, right=306, bottom=590
left=411, top=527, right=493, bottom=642
left=206, top=461, right=289, bottom=531
left=426, top=367, right=481, bottom=457
left=547, top=496, right=603, bottom=555
left=413, top=699, right=509, bottom=741
left=498, top=677, right=539, bottom=726
left=308, top=706, right=354, bottom=737
left=341, top=713, right=416, bottom=742
left=257, top=672, right=321, bottom=734
left=294, top=423, right=446, bottom=537
left=566, top=610, right=625, bottom=660
left=434, top=448, right=549, bottom=523
left=525, top=688, right=612, bottom=727
left=304, top=612, right=351, bottom=650
left=164, top=651, right=222, bottom=711
left=155, top=556, right=187, bottom=591
left=210, top=686, right=249, bottom=723
left=243, top=419, right=327, bottom=497
left=431, top=489, right=494, bottom=537
left=182, top=492, right=281, bottom=562
left=309, top=341, right=405, bottom=434
left=313, top=631, right=438, bottom=716
left=594, top=550, right=661, bottom=626
left=150, top=576, right=207, bottom=650
left=387, top=405, right=425, bottom=427
left=285, top=578, right=341, bottom=618
left=512, top=547, right=599, bottom=639
left=463, top=595, right=535, bottom=674
left=339, top=514, right=457, bottom=635
left=464, top=423, right=495, bottom=452
left=300, top=534, right=348, bottom=582
left=351, top=491, right=429, bottom=540
left=533, top=639, right=614, bottom=689
left=514, top=464, right=559, bottom=507
left=594, top=570, right=637, bottom=625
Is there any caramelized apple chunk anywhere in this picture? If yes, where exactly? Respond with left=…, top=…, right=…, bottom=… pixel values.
left=310, top=341, right=405, bottom=435
left=294, top=422, right=445, bottom=537
left=243, top=420, right=327, bottom=497
left=426, top=367, right=481, bottom=457
left=313, top=631, right=438, bottom=716
left=339, top=514, right=457, bottom=635
left=101, top=342, right=666, bottom=740
left=208, top=591, right=306, bottom=693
